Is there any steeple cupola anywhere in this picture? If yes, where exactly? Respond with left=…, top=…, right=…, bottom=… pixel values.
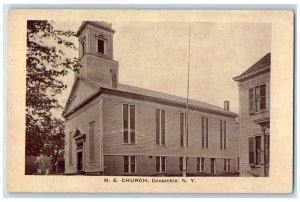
left=77, top=21, right=119, bottom=88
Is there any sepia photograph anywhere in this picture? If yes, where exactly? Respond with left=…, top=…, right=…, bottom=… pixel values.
left=25, top=20, right=270, bottom=177
left=6, top=9, right=293, bottom=193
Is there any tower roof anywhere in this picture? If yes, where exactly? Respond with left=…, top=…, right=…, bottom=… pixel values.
left=77, top=21, right=115, bottom=36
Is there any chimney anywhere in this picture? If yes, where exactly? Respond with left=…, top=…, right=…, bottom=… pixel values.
left=224, top=101, right=230, bottom=111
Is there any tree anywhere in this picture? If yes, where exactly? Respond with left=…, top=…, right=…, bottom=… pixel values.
left=26, top=20, right=79, bottom=159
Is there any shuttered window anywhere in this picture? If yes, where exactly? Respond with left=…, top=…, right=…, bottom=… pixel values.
left=123, top=104, right=136, bottom=144
left=69, top=131, right=73, bottom=165
left=249, top=83, right=267, bottom=114
left=249, top=88, right=254, bottom=113
left=255, top=136, right=261, bottom=165
left=89, top=121, right=95, bottom=161
left=249, top=136, right=262, bottom=166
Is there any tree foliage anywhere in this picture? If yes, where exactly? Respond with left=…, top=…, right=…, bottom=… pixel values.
left=26, top=20, right=79, bottom=159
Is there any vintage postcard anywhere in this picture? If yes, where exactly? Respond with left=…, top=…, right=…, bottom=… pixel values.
left=6, top=9, right=294, bottom=193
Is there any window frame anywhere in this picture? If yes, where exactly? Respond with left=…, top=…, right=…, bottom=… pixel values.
left=220, top=120, right=227, bottom=150
left=122, top=104, right=136, bottom=144
left=68, top=131, right=73, bottom=165
left=123, top=155, right=136, bottom=174
left=249, top=83, right=268, bottom=114
left=197, top=157, right=205, bottom=172
left=224, top=158, right=231, bottom=172
left=96, top=37, right=106, bottom=55
left=89, top=121, right=95, bottom=162
left=155, top=109, right=166, bottom=146
left=156, top=156, right=167, bottom=173
left=180, top=113, right=188, bottom=147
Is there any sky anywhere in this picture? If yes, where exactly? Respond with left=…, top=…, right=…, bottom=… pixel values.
left=53, top=21, right=271, bottom=116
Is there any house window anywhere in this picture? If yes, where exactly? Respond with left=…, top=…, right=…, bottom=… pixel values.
left=69, top=131, right=73, bottom=165
left=89, top=121, right=95, bottom=161
left=156, top=157, right=166, bottom=173
left=220, top=120, right=226, bottom=149
left=97, top=38, right=105, bottom=54
left=249, top=136, right=262, bottom=166
left=249, top=84, right=267, bottom=113
left=201, top=117, right=208, bottom=148
left=156, top=109, right=166, bottom=146
left=123, top=104, right=135, bottom=144
left=179, top=157, right=188, bottom=172
left=124, top=156, right=136, bottom=174
left=197, top=158, right=205, bottom=172
left=180, top=113, right=188, bottom=147
left=224, top=159, right=231, bottom=172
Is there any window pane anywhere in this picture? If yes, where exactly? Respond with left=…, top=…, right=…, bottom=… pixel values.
left=201, top=117, right=205, bottom=148
left=220, top=120, right=223, bottom=149
left=180, top=113, right=184, bottom=146
left=124, top=156, right=129, bottom=173
left=185, top=114, right=188, bottom=147
left=161, top=110, right=165, bottom=145
left=224, top=159, right=227, bottom=171
left=201, top=158, right=205, bottom=171
left=89, top=122, right=95, bottom=161
left=228, top=159, right=231, bottom=171
left=156, top=157, right=160, bottom=172
left=205, top=118, right=208, bottom=148
left=97, top=39, right=105, bottom=53
left=179, top=157, right=183, bottom=171
left=256, top=136, right=261, bottom=165
left=161, top=157, right=166, bottom=172
left=130, top=156, right=135, bottom=173
left=130, top=105, right=135, bottom=144
left=223, top=121, right=226, bottom=149
left=69, top=132, right=73, bottom=164
left=197, top=158, right=200, bottom=171
left=156, top=109, right=160, bottom=145
left=123, top=104, right=128, bottom=143
left=260, top=84, right=266, bottom=96
left=255, top=86, right=260, bottom=112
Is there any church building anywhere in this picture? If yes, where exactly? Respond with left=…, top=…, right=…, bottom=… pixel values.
left=63, top=21, right=240, bottom=176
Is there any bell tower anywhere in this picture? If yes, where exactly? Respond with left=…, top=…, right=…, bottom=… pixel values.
left=77, top=21, right=119, bottom=88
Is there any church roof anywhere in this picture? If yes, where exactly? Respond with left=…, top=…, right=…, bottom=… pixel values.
left=62, top=75, right=238, bottom=118
left=233, top=52, right=271, bottom=81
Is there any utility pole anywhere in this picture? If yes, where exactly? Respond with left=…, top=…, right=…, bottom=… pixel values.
left=183, top=23, right=191, bottom=177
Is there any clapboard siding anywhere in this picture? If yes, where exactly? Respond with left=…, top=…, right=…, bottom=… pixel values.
left=239, top=71, right=270, bottom=176
left=103, top=93, right=239, bottom=160
left=65, top=96, right=102, bottom=174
